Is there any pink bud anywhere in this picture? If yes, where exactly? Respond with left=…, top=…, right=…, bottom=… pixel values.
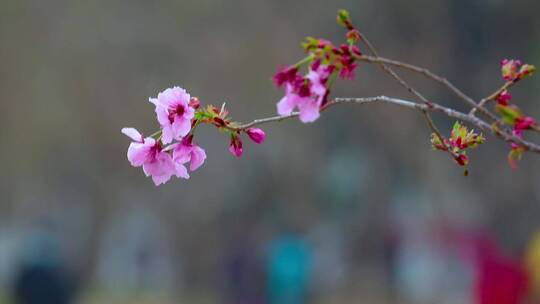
left=515, top=116, right=535, bottom=131
left=229, top=135, right=243, bottom=158
left=454, top=154, right=468, bottom=166
left=246, top=128, right=266, bottom=144
left=501, top=59, right=521, bottom=81
left=189, top=97, right=200, bottom=109
left=496, top=90, right=512, bottom=105
left=518, top=64, right=536, bottom=79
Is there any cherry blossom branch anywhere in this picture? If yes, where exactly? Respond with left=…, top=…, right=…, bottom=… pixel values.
left=121, top=9, right=539, bottom=185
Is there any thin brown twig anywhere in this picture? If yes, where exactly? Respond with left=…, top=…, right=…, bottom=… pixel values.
left=354, top=54, right=501, bottom=122
left=234, top=112, right=299, bottom=129
left=470, top=80, right=515, bottom=115
left=357, top=34, right=457, bottom=158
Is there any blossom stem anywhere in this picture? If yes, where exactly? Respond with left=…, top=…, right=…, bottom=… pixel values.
left=470, top=80, right=515, bottom=115
left=353, top=54, right=501, bottom=123
left=149, top=130, right=162, bottom=138
left=293, top=55, right=314, bottom=68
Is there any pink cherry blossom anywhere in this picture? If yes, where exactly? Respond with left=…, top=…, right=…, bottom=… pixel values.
left=143, top=150, right=187, bottom=186
left=149, top=87, right=195, bottom=144
left=276, top=64, right=330, bottom=123
left=276, top=83, right=312, bottom=118
left=121, top=127, right=188, bottom=186
left=246, top=128, right=266, bottom=144
left=173, top=135, right=207, bottom=171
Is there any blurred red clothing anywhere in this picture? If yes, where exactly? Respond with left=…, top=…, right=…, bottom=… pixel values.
left=472, top=236, right=529, bottom=304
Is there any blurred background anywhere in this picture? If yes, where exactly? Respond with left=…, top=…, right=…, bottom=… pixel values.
left=1, top=0, right=540, bottom=303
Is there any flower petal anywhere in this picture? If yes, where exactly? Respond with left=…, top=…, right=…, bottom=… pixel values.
left=189, top=146, right=206, bottom=171
left=184, top=106, right=195, bottom=120
left=142, top=152, right=175, bottom=185
left=127, top=143, right=149, bottom=167
left=174, top=117, right=192, bottom=138
left=148, top=97, right=159, bottom=106
left=277, top=95, right=296, bottom=116
left=121, top=128, right=143, bottom=142
left=161, top=126, right=174, bottom=144
left=173, top=144, right=192, bottom=164
left=174, top=162, right=190, bottom=179
left=155, top=104, right=171, bottom=126
left=298, top=99, right=321, bottom=123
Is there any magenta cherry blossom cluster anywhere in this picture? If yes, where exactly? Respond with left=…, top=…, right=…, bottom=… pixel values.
left=274, top=44, right=359, bottom=122
left=123, top=9, right=540, bottom=185
left=122, top=87, right=265, bottom=185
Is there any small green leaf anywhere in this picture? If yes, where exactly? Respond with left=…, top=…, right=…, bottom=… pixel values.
left=496, top=104, right=523, bottom=125
left=337, top=9, right=350, bottom=27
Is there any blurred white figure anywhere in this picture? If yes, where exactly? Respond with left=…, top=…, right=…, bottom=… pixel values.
left=307, top=220, right=347, bottom=295
left=392, top=191, right=473, bottom=304
left=96, top=205, right=177, bottom=293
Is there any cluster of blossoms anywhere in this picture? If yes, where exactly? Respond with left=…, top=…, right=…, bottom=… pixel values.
left=122, top=87, right=265, bottom=185
left=431, top=122, right=485, bottom=174
left=495, top=59, right=537, bottom=167
left=273, top=10, right=361, bottom=123
left=274, top=61, right=333, bottom=123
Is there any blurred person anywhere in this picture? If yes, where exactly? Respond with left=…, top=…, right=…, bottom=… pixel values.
left=12, top=226, right=76, bottom=304
left=222, top=236, right=266, bottom=304
left=381, top=217, right=400, bottom=301
left=95, top=207, right=176, bottom=292
left=307, top=220, right=347, bottom=295
left=458, top=231, right=529, bottom=304
left=266, top=234, right=312, bottom=304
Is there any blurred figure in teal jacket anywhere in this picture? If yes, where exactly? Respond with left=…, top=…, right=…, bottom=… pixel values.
left=266, top=234, right=312, bottom=304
